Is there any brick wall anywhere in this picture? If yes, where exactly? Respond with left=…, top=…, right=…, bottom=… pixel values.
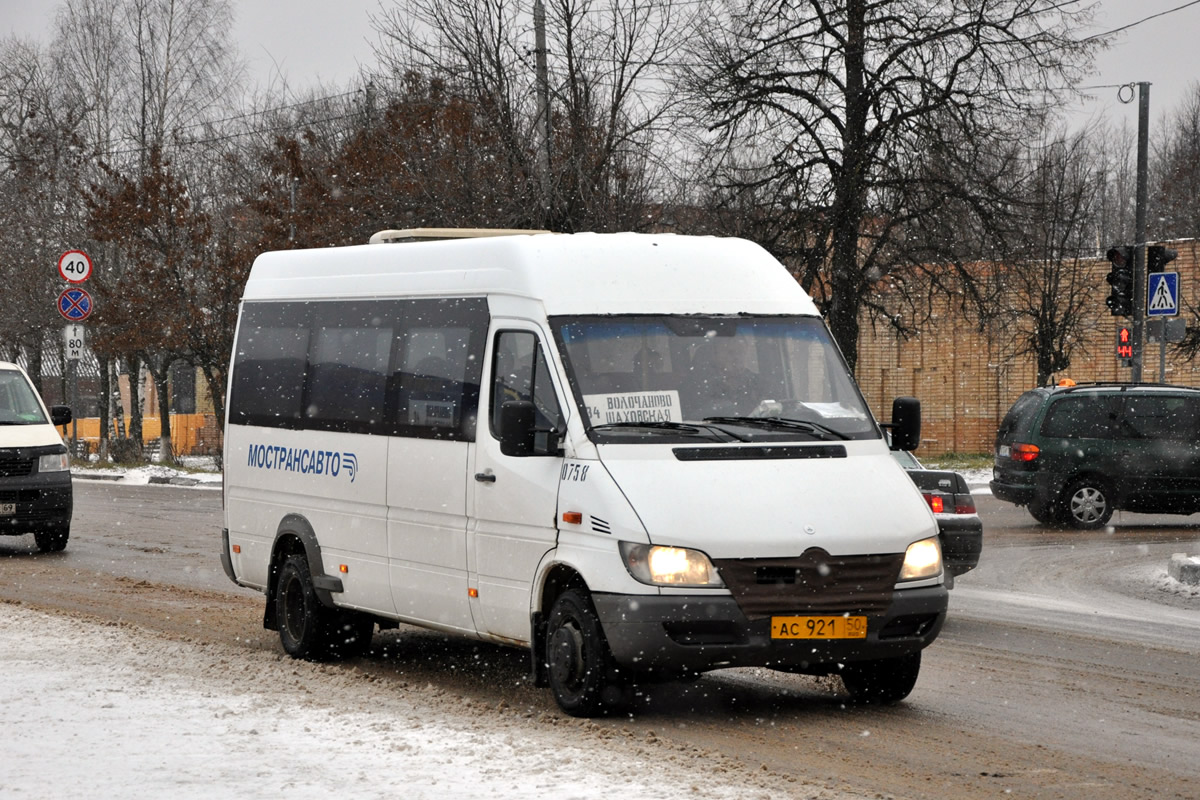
left=856, top=240, right=1200, bottom=455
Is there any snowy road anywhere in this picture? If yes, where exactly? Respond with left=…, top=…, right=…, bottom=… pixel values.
left=2, top=479, right=1199, bottom=799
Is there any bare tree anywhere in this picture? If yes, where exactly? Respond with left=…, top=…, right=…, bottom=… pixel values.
left=683, top=0, right=1104, bottom=371
left=369, top=0, right=694, bottom=232
left=0, top=37, right=92, bottom=397
left=1151, top=82, right=1200, bottom=241
left=989, top=128, right=1107, bottom=386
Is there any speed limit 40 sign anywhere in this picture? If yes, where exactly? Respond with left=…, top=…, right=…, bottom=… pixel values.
left=58, top=250, right=93, bottom=283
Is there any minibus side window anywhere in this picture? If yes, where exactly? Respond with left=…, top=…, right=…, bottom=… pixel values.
left=490, top=331, right=562, bottom=437
left=229, top=303, right=311, bottom=425
left=306, top=304, right=393, bottom=428
left=394, top=325, right=475, bottom=435
left=229, top=297, right=487, bottom=439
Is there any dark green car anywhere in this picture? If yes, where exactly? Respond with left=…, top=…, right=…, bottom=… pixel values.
left=990, top=383, right=1200, bottom=529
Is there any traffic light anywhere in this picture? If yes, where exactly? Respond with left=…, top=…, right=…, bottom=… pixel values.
left=1105, top=246, right=1133, bottom=317
left=1116, top=325, right=1133, bottom=364
left=1147, top=244, right=1178, bottom=273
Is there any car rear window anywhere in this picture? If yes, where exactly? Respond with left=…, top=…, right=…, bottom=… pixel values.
left=996, top=391, right=1044, bottom=442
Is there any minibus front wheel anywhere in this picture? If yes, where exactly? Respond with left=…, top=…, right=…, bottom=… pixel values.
left=34, top=525, right=70, bottom=553
left=839, top=651, right=921, bottom=705
left=545, top=589, right=630, bottom=717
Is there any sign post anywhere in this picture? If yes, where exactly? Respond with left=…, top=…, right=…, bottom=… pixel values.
left=55, top=250, right=94, bottom=450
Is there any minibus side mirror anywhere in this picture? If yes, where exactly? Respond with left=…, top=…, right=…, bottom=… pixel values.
left=888, top=396, right=921, bottom=452
left=500, top=400, right=563, bottom=457
left=500, top=400, right=537, bottom=457
left=50, top=405, right=73, bottom=427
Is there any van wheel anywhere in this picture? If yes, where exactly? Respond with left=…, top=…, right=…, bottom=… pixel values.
left=276, top=554, right=335, bottom=660
left=840, top=652, right=921, bottom=705
left=545, top=589, right=629, bottom=717
left=34, top=525, right=69, bottom=553
left=1027, top=501, right=1063, bottom=527
left=1063, top=478, right=1113, bottom=529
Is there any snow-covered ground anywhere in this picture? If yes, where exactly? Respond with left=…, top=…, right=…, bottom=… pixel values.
left=0, top=605, right=858, bottom=800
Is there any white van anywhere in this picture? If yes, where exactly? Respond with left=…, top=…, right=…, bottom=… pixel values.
left=220, top=230, right=946, bottom=716
left=0, top=361, right=73, bottom=552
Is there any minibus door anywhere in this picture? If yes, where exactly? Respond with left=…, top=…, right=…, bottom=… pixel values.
left=469, top=328, right=564, bottom=642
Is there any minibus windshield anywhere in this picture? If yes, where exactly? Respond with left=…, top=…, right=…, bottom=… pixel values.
left=0, top=370, right=50, bottom=426
left=552, top=315, right=878, bottom=443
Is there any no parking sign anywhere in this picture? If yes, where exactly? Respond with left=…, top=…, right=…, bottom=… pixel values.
left=57, top=287, right=93, bottom=321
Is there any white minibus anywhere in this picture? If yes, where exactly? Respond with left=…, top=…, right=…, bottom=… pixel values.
left=221, top=230, right=946, bottom=716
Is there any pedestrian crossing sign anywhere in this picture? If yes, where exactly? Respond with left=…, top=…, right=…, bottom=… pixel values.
left=1147, top=271, right=1179, bottom=317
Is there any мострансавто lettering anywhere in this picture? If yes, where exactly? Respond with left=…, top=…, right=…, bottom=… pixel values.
left=246, top=444, right=358, bottom=482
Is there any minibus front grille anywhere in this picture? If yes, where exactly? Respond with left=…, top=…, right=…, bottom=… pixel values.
left=0, top=456, right=34, bottom=478
left=713, top=550, right=904, bottom=619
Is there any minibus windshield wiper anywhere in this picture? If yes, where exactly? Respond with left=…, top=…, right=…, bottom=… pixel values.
left=590, top=421, right=705, bottom=434
left=701, top=416, right=851, bottom=440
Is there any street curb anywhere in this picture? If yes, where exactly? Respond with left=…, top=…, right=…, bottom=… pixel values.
left=1168, top=553, right=1200, bottom=585
left=147, top=476, right=201, bottom=486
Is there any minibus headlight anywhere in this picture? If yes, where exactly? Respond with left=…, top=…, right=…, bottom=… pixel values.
left=899, top=537, right=942, bottom=581
left=38, top=452, right=69, bottom=473
left=618, top=542, right=724, bottom=587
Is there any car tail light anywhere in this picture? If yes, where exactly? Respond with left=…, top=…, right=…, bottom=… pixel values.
left=954, top=493, right=976, bottom=514
left=1010, top=443, right=1040, bottom=462
left=922, top=493, right=945, bottom=513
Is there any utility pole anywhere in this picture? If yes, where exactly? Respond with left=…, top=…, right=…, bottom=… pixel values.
left=1131, top=81, right=1150, bottom=383
left=534, top=0, right=552, bottom=213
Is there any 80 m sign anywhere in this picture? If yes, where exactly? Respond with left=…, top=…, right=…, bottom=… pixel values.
left=58, top=250, right=93, bottom=283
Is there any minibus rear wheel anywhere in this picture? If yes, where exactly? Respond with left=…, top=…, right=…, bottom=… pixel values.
left=545, top=589, right=628, bottom=717
left=839, top=651, right=921, bottom=705
left=276, top=554, right=336, bottom=660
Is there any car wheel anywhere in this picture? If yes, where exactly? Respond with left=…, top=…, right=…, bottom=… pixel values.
left=840, top=651, right=921, bottom=705
left=1027, top=500, right=1063, bottom=527
left=545, top=588, right=629, bottom=717
left=34, top=525, right=69, bottom=553
left=276, top=554, right=336, bottom=660
left=1063, top=478, right=1113, bottom=530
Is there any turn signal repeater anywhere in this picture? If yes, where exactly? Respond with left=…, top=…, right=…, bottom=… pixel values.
left=561, top=511, right=583, bottom=525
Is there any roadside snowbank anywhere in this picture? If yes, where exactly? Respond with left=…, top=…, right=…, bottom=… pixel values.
left=73, top=456, right=222, bottom=488
left=0, top=604, right=860, bottom=800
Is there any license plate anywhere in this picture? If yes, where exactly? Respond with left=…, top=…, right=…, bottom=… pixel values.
left=771, top=615, right=867, bottom=640
left=0, top=503, right=14, bottom=516
left=998, top=445, right=1010, bottom=457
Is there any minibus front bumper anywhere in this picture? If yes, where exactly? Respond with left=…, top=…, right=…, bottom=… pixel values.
left=591, top=585, right=947, bottom=676
left=0, top=468, right=72, bottom=535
